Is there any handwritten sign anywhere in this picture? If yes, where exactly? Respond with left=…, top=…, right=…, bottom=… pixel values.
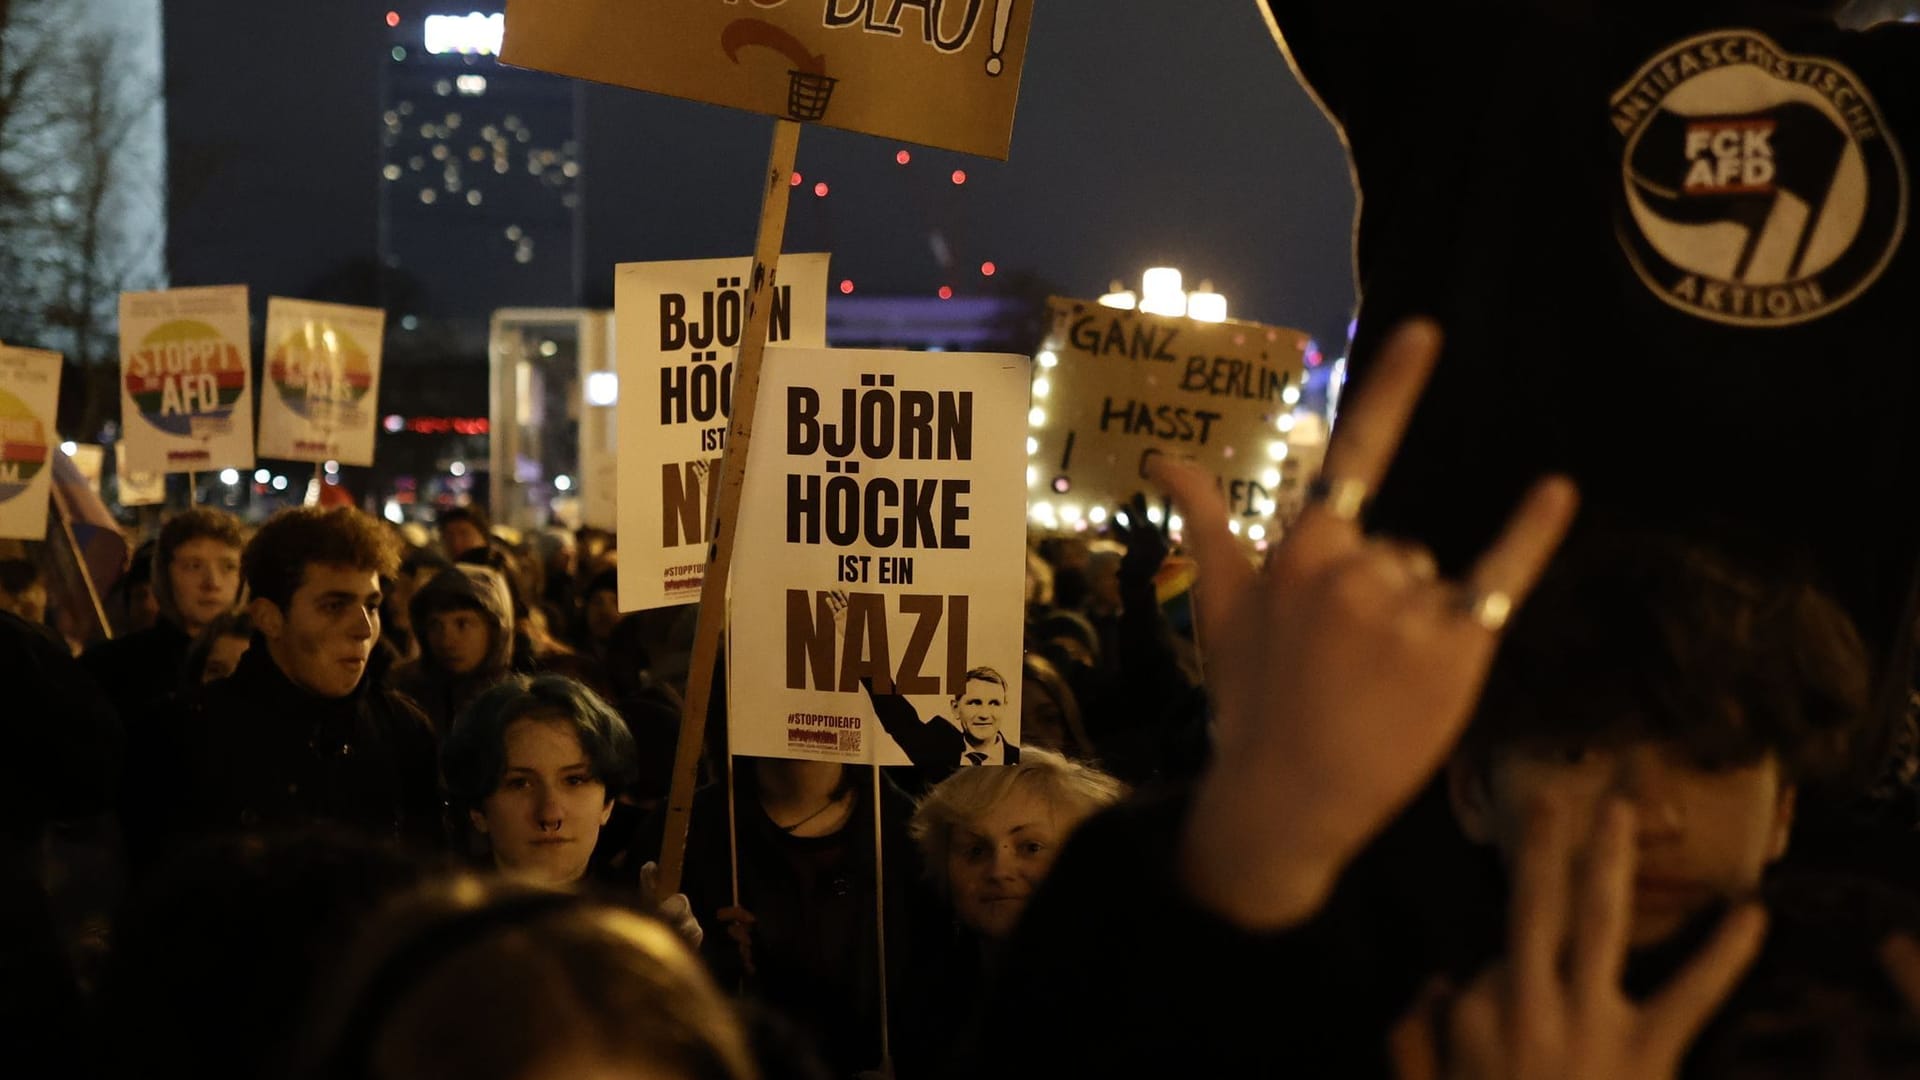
left=729, top=345, right=1030, bottom=765
left=501, top=0, right=1033, bottom=159
left=0, top=346, right=62, bottom=541
left=615, top=254, right=830, bottom=611
left=257, top=299, right=387, bottom=466
left=118, top=285, right=254, bottom=474
left=1031, top=298, right=1310, bottom=539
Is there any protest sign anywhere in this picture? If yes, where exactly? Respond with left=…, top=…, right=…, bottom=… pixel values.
left=729, top=345, right=1030, bottom=766
left=257, top=298, right=386, bottom=466
left=118, top=285, right=254, bottom=474
left=114, top=443, right=165, bottom=507
left=68, top=444, right=105, bottom=496
left=1031, top=298, right=1310, bottom=541
left=615, top=254, right=830, bottom=611
left=0, top=346, right=62, bottom=541
left=501, top=0, right=1033, bottom=159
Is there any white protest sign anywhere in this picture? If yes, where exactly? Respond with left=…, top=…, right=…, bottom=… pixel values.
left=257, top=298, right=386, bottom=466
left=118, top=285, right=254, bottom=474
left=0, top=346, right=62, bottom=541
left=615, top=254, right=830, bottom=612
left=729, top=346, right=1030, bottom=766
left=68, top=443, right=105, bottom=495
left=114, top=443, right=165, bottom=507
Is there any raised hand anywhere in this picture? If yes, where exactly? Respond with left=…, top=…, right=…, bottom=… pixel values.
left=826, top=587, right=850, bottom=639
left=1160, top=320, right=1579, bottom=928
left=1113, top=491, right=1172, bottom=586
left=1390, top=801, right=1767, bottom=1080
left=639, top=859, right=705, bottom=951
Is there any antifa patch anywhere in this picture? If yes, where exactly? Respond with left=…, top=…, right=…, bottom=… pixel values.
left=1612, top=29, right=1908, bottom=327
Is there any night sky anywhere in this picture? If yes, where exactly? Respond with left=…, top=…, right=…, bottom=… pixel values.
left=164, top=1, right=1358, bottom=348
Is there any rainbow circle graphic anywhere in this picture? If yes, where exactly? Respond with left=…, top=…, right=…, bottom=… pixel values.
left=124, top=320, right=246, bottom=437
left=268, top=324, right=373, bottom=422
left=0, top=387, right=48, bottom=504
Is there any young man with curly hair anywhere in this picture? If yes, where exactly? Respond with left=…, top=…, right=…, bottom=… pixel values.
left=141, top=507, right=441, bottom=867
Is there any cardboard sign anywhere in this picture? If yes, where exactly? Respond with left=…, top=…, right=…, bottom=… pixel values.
left=615, top=254, right=830, bottom=612
left=68, top=444, right=105, bottom=496
left=502, top=0, right=1033, bottom=159
left=118, top=285, right=255, bottom=474
left=0, top=346, right=62, bottom=541
left=729, top=345, right=1029, bottom=766
left=257, top=298, right=387, bottom=466
left=1031, top=298, right=1310, bottom=540
left=114, top=443, right=165, bottom=507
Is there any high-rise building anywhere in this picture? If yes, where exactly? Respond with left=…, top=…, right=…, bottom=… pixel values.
left=378, top=6, right=582, bottom=317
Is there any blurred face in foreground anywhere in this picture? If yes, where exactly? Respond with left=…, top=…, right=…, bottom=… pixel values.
left=1453, top=741, right=1796, bottom=946
left=473, top=714, right=613, bottom=885
left=946, top=785, right=1066, bottom=939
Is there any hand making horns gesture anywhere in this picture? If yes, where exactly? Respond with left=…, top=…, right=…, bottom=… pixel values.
left=1389, top=800, right=1767, bottom=1080
left=1155, top=319, right=1580, bottom=930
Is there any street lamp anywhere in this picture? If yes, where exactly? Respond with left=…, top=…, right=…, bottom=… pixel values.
left=1138, top=267, right=1186, bottom=316
left=1100, top=269, right=1229, bottom=322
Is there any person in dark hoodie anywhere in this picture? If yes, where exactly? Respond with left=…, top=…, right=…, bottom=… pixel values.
left=389, top=564, right=516, bottom=735
left=1259, top=0, right=1920, bottom=714
left=142, top=506, right=441, bottom=869
left=84, top=507, right=246, bottom=722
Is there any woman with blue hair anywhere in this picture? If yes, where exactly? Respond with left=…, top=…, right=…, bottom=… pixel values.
left=441, top=674, right=701, bottom=945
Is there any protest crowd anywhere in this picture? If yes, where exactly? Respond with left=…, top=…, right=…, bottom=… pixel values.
left=9, top=1, right=1920, bottom=1078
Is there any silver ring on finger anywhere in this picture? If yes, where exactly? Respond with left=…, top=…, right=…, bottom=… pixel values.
left=1306, top=474, right=1371, bottom=524
left=1455, top=586, right=1514, bottom=632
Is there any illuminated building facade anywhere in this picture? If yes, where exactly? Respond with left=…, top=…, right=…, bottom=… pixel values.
left=378, top=6, right=582, bottom=317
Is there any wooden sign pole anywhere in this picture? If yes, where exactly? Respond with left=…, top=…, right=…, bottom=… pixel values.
left=655, top=118, right=803, bottom=894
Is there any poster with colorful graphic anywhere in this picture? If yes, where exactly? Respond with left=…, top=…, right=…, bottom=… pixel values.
left=114, top=443, right=164, bottom=507
left=257, top=298, right=386, bottom=466
left=728, top=346, right=1030, bottom=766
left=118, top=286, right=254, bottom=474
left=1030, top=298, right=1310, bottom=544
left=614, top=253, right=830, bottom=612
left=503, top=0, right=1033, bottom=159
left=0, top=346, right=62, bottom=541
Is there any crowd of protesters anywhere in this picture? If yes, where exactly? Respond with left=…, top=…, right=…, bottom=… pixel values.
left=6, top=329, right=1919, bottom=1079
left=9, top=2, right=1920, bottom=1078
left=0, top=483, right=1171, bottom=1078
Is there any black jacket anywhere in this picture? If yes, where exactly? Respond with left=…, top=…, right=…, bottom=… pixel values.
left=638, top=772, right=940, bottom=1078
left=155, top=638, right=442, bottom=857
left=1266, top=0, right=1920, bottom=689
left=82, top=618, right=191, bottom=724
